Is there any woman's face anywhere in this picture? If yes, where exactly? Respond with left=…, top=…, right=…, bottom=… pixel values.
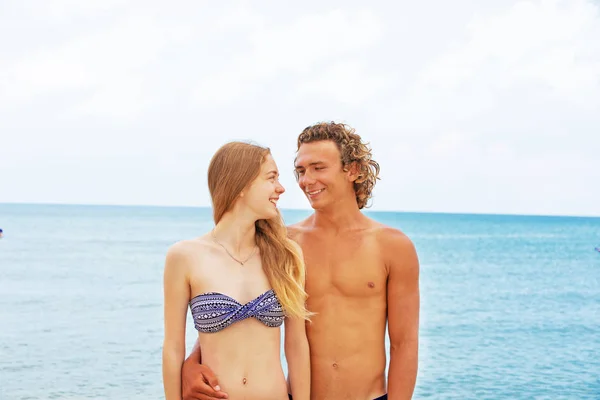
left=243, top=154, right=285, bottom=220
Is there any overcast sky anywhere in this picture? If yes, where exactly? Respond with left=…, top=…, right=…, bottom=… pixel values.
left=1, top=0, right=599, bottom=216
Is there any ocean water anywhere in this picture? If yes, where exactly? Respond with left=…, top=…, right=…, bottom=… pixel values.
left=0, top=203, right=599, bottom=400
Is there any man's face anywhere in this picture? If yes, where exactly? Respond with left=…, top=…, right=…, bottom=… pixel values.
left=294, top=140, right=354, bottom=210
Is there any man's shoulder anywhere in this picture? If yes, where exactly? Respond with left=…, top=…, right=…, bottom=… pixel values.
left=368, top=222, right=419, bottom=276
left=286, top=215, right=314, bottom=240
left=369, top=220, right=415, bottom=252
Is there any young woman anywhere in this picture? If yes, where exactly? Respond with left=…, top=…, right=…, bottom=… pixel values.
left=162, top=142, right=311, bottom=400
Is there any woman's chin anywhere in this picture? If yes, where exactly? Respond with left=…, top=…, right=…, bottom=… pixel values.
left=257, top=208, right=278, bottom=221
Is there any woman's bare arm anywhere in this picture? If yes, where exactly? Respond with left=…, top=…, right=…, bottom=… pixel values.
left=163, top=243, right=192, bottom=400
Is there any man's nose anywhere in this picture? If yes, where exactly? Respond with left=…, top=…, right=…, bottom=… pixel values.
left=299, top=172, right=316, bottom=187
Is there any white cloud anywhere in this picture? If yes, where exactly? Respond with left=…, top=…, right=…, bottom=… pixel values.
left=0, top=10, right=194, bottom=116
left=20, top=0, right=126, bottom=20
left=191, top=8, right=384, bottom=107
left=295, top=60, right=388, bottom=105
left=1, top=1, right=599, bottom=216
left=379, top=0, right=600, bottom=162
left=248, top=9, right=383, bottom=75
left=419, top=0, right=600, bottom=95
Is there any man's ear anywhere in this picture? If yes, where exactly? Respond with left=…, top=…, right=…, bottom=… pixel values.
left=345, top=162, right=361, bottom=182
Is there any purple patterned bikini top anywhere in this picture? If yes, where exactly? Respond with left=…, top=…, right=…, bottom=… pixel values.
left=189, top=289, right=285, bottom=333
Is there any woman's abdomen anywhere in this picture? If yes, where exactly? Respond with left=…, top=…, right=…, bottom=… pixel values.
left=205, top=352, right=288, bottom=400
left=199, top=321, right=288, bottom=399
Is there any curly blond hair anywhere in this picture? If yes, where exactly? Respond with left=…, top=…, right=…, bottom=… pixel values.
left=296, top=122, right=380, bottom=209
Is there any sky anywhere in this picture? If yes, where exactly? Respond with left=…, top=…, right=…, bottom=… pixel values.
left=1, top=0, right=599, bottom=216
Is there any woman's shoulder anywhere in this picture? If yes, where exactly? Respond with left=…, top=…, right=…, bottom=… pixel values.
left=166, top=235, right=214, bottom=263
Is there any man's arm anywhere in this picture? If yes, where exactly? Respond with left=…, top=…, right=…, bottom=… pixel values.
left=181, top=337, right=229, bottom=400
left=386, top=231, right=420, bottom=399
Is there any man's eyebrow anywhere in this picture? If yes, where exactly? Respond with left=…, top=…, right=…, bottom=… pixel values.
left=294, top=161, right=325, bottom=169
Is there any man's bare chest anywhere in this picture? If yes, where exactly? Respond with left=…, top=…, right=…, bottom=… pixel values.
left=299, top=234, right=387, bottom=298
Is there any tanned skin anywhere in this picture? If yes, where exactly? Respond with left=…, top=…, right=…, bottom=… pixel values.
left=181, top=140, right=420, bottom=400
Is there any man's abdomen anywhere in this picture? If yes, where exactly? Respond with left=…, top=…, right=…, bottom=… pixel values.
left=310, top=350, right=386, bottom=400
left=307, top=300, right=387, bottom=400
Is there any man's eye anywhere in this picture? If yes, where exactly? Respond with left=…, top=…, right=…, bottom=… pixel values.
left=297, top=170, right=305, bottom=176
left=315, top=167, right=324, bottom=170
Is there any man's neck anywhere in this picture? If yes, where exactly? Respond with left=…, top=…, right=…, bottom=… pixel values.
left=311, top=202, right=366, bottom=232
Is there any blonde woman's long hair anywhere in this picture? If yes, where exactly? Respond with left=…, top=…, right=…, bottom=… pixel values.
left=207, top=141, right=310, bottom=320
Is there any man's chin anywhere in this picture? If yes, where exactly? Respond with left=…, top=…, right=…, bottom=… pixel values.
left=308, top=200, right=324, bottom=211
left=305, top=195, right=327, bottom=210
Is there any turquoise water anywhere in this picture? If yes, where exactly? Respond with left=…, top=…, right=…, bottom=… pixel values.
left=0, top=203, right=599, bottom=399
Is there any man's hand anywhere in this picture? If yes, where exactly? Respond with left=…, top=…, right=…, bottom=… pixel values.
left=181, top=356, right=228, bottom=400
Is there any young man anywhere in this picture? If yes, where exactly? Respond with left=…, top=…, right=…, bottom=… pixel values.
left=181, top=122, right=420, bottom=400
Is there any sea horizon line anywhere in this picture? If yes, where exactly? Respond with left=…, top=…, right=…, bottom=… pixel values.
left=1, top=201, right=599, bottom=220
